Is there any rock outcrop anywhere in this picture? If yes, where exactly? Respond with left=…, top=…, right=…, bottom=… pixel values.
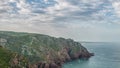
left=0, top=31, right=93, bottom=68
left=30, top=47, right=93, bottom=68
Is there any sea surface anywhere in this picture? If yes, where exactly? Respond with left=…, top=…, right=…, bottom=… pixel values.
left=63, top=42, right=120, bottom=68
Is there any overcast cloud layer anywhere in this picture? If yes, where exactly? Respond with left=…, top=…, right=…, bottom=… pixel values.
left=0, top=0, right=120, bottom=42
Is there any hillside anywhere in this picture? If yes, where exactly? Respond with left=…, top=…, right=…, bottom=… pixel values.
left=0, top=31, right=93, bottom=68
left=0, top=46, right=29, bottom=68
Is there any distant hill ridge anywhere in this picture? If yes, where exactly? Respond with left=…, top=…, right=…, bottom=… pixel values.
left=0, top=31, right=93, bottom=68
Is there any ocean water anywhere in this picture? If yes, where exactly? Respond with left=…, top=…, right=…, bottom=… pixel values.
left=63, top=42, right=120, bottom=68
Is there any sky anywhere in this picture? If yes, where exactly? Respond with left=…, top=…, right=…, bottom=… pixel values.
left=0, top=0, right=120, bottom=42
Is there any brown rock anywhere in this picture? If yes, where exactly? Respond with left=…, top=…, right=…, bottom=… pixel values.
left=44, top=63, right=49, bottom=68
left=49, top=63, right=60, bottom=68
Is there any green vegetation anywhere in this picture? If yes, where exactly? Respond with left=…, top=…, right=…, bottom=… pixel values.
left=0, top=47, right=28, bottom=68
left=0, top=31, right=90, bottom=67
left=0, top=47, right=12, bottom=68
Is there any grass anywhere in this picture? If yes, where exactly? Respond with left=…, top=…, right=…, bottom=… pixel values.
left=0, top=47, right=29, bottom=68
left=0, top=47, right=13, bottom=68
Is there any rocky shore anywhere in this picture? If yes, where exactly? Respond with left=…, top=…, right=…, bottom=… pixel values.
left=30, top=50, right=93, bottom=68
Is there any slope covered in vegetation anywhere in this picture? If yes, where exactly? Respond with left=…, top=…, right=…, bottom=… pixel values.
left=0, top=46, right=28, bottom=68
left=0, top=31, right=93, bottom=68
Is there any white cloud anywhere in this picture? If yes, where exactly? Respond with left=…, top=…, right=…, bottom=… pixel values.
left=15, top=0, right=31, bottom=14
left=112, top=1, right=120, bottom=16
left=0, top=0, right=12, bottom=13
left=45, top=0, right=80, bottom=16
left=44, top=0, right=48, bottom=2
left=9, top=0, right=17, bottom=2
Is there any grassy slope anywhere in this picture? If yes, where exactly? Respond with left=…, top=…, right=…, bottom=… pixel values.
left=0, top=47, right=12, bottom=68
left=0, top=46, right=29, bottom=68
left=0, top=31, right=87, bottom=64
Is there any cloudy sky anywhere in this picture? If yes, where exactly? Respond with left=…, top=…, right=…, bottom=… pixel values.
left=0, top=0, right=120, bottom=42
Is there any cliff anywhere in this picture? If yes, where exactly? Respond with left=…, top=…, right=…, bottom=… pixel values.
left=0, top=31, right=93, bottom=68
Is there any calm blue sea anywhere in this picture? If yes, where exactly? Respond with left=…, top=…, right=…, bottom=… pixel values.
left=63, top=42, right=120, bottom=68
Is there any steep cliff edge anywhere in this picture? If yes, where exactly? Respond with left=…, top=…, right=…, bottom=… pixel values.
left=0, top=31, right=93, bottom=68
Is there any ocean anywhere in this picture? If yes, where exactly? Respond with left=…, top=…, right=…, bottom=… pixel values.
left=63, top=42, right=120, bottom=68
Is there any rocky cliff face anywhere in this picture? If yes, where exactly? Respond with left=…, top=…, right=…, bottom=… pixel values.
left=0, top=31, right=93, bottom=68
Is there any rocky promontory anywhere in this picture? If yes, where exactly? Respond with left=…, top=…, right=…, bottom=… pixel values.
left=0, top=31, right=93, bottom=68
